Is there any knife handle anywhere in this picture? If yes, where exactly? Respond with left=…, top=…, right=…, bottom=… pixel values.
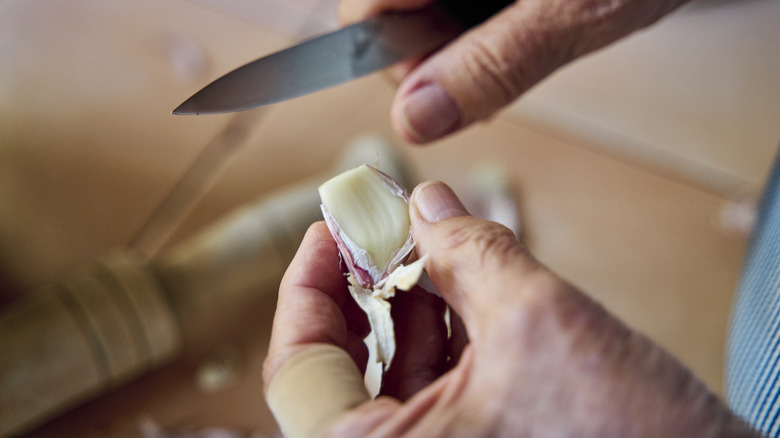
left=441, top=0, right=514, bottom=30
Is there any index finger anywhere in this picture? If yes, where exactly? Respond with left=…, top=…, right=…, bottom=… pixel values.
left=264, top=222, right=369, bottom=390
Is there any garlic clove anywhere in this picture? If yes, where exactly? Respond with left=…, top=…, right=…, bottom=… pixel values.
left=319, top=164, right=413, bottom=289
left=318, top=164, right=423, bottom=370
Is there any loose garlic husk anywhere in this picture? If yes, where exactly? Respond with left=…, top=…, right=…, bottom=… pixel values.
left=319, top=164, right=426, bottom=370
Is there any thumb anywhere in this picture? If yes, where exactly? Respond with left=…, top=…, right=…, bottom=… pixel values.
left=392, top=1, right=564, bottom=143
left=392, top=0, right=687, bottom=143
left=409, top=181, right=545, bottom=336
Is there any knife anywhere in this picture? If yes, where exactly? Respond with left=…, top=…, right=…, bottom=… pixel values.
left=172, top=0, right=513, bottom=115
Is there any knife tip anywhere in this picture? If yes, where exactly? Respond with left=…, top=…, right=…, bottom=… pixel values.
left=171, top=104, right=197, bottom=115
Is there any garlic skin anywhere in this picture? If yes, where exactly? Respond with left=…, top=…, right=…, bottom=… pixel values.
left=351, top=257, right=426, bottom=368
left=318, top=164, right=423, bottom=369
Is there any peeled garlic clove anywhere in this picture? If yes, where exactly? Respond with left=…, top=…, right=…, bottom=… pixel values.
left=319, top=164, right=414, bottom=289
left=318, top=164, right=422, bottom=370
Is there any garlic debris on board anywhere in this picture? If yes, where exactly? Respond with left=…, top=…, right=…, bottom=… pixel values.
left=319, top=164, right=426, bottom=370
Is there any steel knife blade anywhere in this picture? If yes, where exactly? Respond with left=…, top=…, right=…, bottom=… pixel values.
left=172, top=0, right=512, bottom=115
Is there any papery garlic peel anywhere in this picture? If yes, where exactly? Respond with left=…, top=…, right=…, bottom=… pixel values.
left=319, top=164, right=426, bottom=370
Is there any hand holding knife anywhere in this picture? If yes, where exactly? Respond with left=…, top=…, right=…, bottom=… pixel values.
left=172, top=0, right=513, bottom=115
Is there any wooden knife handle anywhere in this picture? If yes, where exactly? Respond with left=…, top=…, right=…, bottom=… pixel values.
left=441, top=0, right=514, bottom=30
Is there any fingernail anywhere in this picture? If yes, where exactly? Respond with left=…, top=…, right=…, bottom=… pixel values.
left=399, top=84, right=460, bottom=142
left=412, top=181, right=469, bottom=222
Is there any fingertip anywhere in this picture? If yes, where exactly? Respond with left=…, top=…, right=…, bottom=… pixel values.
left=307, top=220, right=337, bottom=246
left=410, top=181, right=470, bottom=224
left=391, top=98, right=425, bottom=145
left=282, top=221, right=345, bottom=295
left=392, top=82, right=461, bottom=143
left=298, top=221, right=337, bottom=259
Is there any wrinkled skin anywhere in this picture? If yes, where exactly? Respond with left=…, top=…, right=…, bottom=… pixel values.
left=264, top=181, right=758, bottom=437
left=264, top=1, right=758, bottom=435
left=338, top=0, right=691, bottom=143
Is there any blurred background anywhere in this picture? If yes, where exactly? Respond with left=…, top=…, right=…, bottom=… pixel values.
left=1, top=0, right=778, bottom=436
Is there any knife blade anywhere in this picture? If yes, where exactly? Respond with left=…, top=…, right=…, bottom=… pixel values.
left=172, top=0, right=512, bottom=115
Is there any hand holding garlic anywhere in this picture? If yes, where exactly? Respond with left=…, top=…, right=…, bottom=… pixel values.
left=264, top=181, right=758, bottom=438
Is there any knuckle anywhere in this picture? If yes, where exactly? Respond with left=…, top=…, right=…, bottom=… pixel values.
left=438, top=220, right=526, bottom=273
left=517, top=273, right=573, bottom=319
left=459, top=34, right=527, bottom=111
